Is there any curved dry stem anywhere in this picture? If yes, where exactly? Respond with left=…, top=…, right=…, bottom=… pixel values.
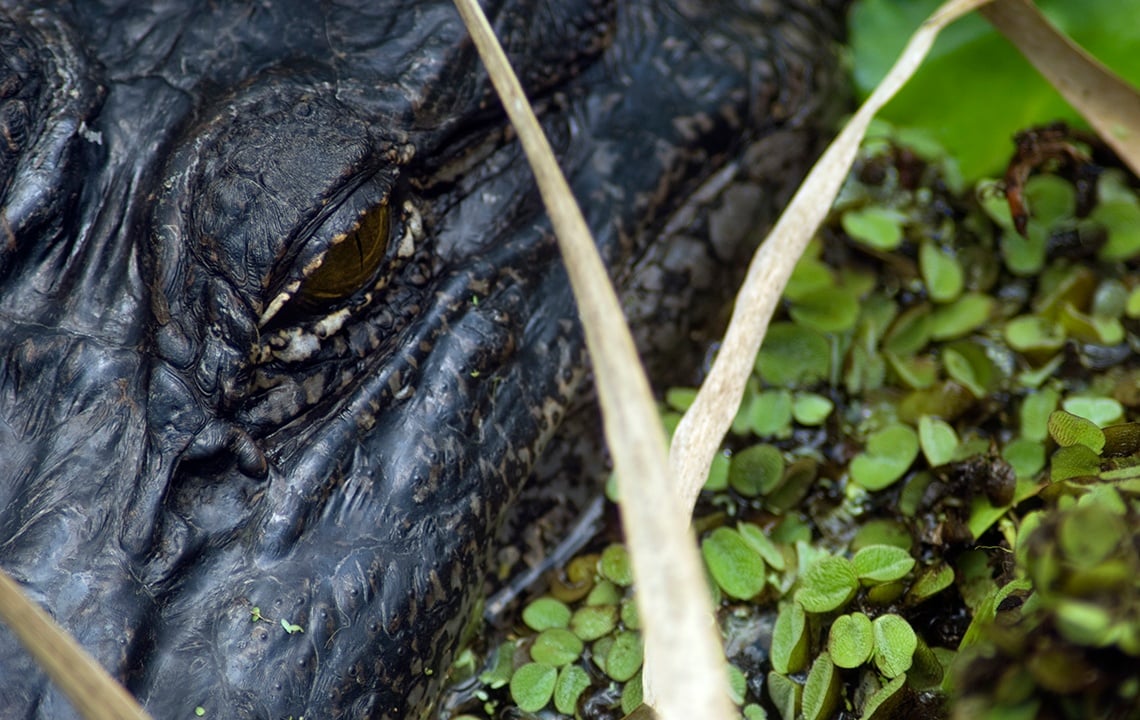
left=0, top=568, right=151, bottom=720
left=449, top=1, right=734, bottom=718
left=668, top=0, right=995, bottom=514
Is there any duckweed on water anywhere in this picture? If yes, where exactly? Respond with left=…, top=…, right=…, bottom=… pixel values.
left=444, top=121, right=1140, bottom=719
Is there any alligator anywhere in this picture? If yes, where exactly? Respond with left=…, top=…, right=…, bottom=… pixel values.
left=0, top=1, right=845, bottom=717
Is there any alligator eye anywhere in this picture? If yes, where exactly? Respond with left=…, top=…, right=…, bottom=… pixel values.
left=298, top=202, right=390, bottom=305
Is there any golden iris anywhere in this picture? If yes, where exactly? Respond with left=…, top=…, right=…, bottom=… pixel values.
left=299, top=203, right=390, bottom=304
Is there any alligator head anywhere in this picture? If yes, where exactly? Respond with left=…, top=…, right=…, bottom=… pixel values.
left=0, top=1, right=843, bottom=717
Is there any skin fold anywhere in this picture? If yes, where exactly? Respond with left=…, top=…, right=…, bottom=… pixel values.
left=0, top=2, right=845, bottom=717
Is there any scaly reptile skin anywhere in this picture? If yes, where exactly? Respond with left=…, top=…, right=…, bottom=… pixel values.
left=0, top=2, right=845, bottom=717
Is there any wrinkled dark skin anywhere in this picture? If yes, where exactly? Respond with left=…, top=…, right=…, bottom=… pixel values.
left=0, top=2, right=844, bottom=718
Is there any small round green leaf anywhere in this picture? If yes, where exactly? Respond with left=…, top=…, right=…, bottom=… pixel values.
left=828, top=613, right=874, bottom=668
left=1054, top=600, right=1114, bottom=646
left=585, top=579, right=621, bottom=606
left=843, top=206, right=905, bottom=250
left=702, top=527, right=766, bottom=600
left=743, top=703, right=768, bottom=720
left=1001, top=226, right=1047, bottom=276
left=859, top=673, right=907, bottom=720
left=885, top=302, right=933, bottom=356
left=1050, top=444, right=1103, bottom=481
left=871, top=614, right=917, bottom=678
left=510, top=662, right=557, bottom=712
left=1062, top=396, right=1124, bottom=427
left=621, top=671, right=643, bottom=715
left=553, top=665, right=591, bottom=715
left=749, top=389, right=795, bottom=438
left=569, top=605, right=618, bottom=642
left=665, top=387, right=697, bottom=412
left=530, top=628, right=584, bottom=667
left=605, top=630, right=643, bottom=682
left=885, top=351, right=937, bottom=390
left=727, top=663, right=748, bottom=705
left=852, top=544, right=916, bottom=585
left=767, top=671, right=802, bottom=720
left=479, top=643, right=515, bottom=689
left=620, top=597, right=640, bottom=630
left=766, top=457, right=819, bottom=513
left=802, top=653, right=841, bottom=720
left=1020, top=387, right=1060, bottom=442
left=928, top=292, right=994, bottom=341
left=1059, top=503, right=1125, bottom=565
left=850, top=423, right=919, bottom=491
left=795, top=556, right=859, bottom=613
left=919, top=241, right=963, bottom=303
left=1128, top=286, right=1140, bottom=318
left=851, top=519, right=913, bottom=552
left=1004, top=315, right=1065, bottom=355
left=756, top=323, right=832, bottom=387
left=599, top=544, right=634, bottom=587
left=729, top=444, right=785, bottom=497
left=793, top=393, right=834, bottom=426
left=522, top=597, right=572, bottom=631
left=738, top=522, right=787, bottom=572
left=1047, top=410, right=1106, bottom=453
left=789, top=286, right=861, bottom=333
left=1094, top=199, right=1140, bottom=261
left=1002, top=437, right=1046, bottom=479
left=771, top=602, right=809, bottom=675
left=786, top=253, right=834, bottom=301
left=918, top=415, right=958, bottom=467
left=942, top=347, right=986, bottom=399
left=906, top=562, right=955, bottom=603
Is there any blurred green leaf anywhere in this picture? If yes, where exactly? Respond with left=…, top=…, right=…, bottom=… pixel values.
left=570, top=605, right=618, bottom=642
left=1095, top=200, right=1140, bottom=261
left=756, top=323, right=832, bottom=388
left=842, top=206, right=905, bottom=250
left=605, top=630, right=644, bottom=682
left=793, top=393, right=834, bottom=426
left=510, top=662, right=557, bottom=712
left=850, top=0, right=1140, bottom=181
left=553, top=665, right=591, bottom=715
left=729, top=444, right=786, bottom=498
left=599, top=544, right=634, bottom=587
left=919, top=415, right=959, bottom=467
left=530, top=628, right=584, bottom=667
left=749, top=390, right=795, bottom=438
left=920, top=241, right=964, bottom=303
left=1061, top=396, right=1124, bottom=427
left=851, top=423, right=920, bottom=491
left=1047, top=410, right=1106, bottom=452
left=522, top=597, right=572, bottom=632
left=702, top=527, right=766, bottom=600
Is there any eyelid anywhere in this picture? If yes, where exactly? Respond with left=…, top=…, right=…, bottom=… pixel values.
left=257, top=174, right=396, bottom=328
left=296, top=201, right=391, bottom=305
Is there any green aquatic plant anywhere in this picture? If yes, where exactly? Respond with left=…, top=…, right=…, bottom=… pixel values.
left=444, top=118, right=1140, bottom=720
